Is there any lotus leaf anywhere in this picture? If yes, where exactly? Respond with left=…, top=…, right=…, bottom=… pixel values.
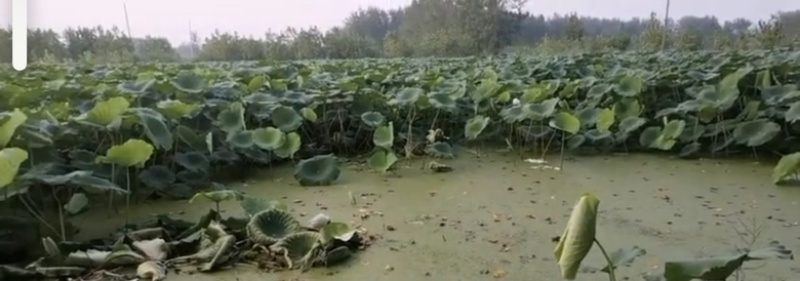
left=426, top=142, right=454, bottom=158
left=252, top=127, right=285, bottom=150
left=176, top=125, right=208, bottom=151
left=242, top=93, right=279, bottom=104
left=663, top=241, right=792, bottom=281
left=526, top=97, right=560, bottom=120
left=174, top=152, right=210, bottom=172
left=274, top=132, right=301, bottom=158
left=638, top=126, right=662, bottom=148
left=79, top=97, right=130, bottom=127
left=464, top=116, right=490, bottom=140
left=190, top=190, right=243, bottom=204
left=550, top=112, right=581, bottom=134
left=170, top=71, right=206, bottom=93
left=240, top=196, right=287, bottom=216
left=500, top=105, right=528, bottom=123
left=271, top=106, right=304, bottom=132
left=138, top=165, right=176, bottom=190
left=772, top=152, right=800, bottom=184
left=0, top=108, right=27, bottom=148
left=294, top=154, right=341, bottom=186
left=554, top=193, right=599, bottom=280
left=300, top=107, right=318, bottom=122
left=566, top=135, right=586, bottom=149
left=269, top=231, right=324, bottom=269
left=373, top=122, right=394, bottom=149
left=651, top=119, right=685, bottom=150
left=96, top=139, right=154, bottom=167
left=595, top=108, right=615, bottom=132
left=129, top=108, right=173, bottom=150
left=216, top=102, right=246, bottom=133
left=118, top=79, right=155, bottom=94
left=732, top=119, right=780, bottom=147
left=156, top=99, right=201, bottom=119
left=389, top=87, right=423, bottom=106
left=360, top=111, right=385, bottom=127
left=283, top=91, right=311, bottom=104
left=368, top=150, right=398, bottom=173
left=320, top=222, right=355, bottom=245
left=247, top=76, right=266, bottom=92
left=226, top=130, right=255, bottom=148
left=613, top=98, right=641, bottom=119
left=177, top=170, right=207, bottom=185
left=247, top=208, right=302, bottom=245
left=614, top=75, right=643, bottom=97
left=428, top=92, right=457, bottom=111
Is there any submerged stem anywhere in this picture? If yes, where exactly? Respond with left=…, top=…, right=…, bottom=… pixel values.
left=594, top=238, right=617, bottom=281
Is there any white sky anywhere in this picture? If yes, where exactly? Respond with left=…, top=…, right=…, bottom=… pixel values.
left=1, top=0, right=798, bottom=44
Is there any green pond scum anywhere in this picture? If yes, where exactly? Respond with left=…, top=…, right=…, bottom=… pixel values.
left=0, top=50, right=798, bottom=280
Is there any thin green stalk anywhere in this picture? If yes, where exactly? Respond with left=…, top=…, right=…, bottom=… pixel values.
left=594, top=238, right=617, bottom=281
left=125, top=167, right=131, bottom=226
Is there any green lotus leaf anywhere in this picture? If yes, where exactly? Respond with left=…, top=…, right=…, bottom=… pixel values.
left=426, top=142, right=454, bottom=158
left=566, top=135, right=586, bottom=150
left=247, top=76, right=266, bottom=92
left=428, top=92, right=457, bottom=111
left=226, top=130, right=255, bottom=148
left=464, top=116, right=490, bottom=140
left=0, top=147, right=29, bottom=189
left=473, top=79, right=502, bottom=102
left=239, top=196, right=287, bottom=217
left=16, top=120, right=54, bottom=148
left=64, top=193, right=88, bottom=215
left=772, top=152, right=800, bottom=184
left=638, top=126, right=662, bottom=148
left=500, top=105, right=528, bottom=123
left=282, top=91, right=311, bottom=104
left=373, top=122, right=394, bottom=149
left=274, top=132, right=302, bottom=159
left=583, top=129, right=611, bottom=141
left=242, top=93, right=279, bottom=104
left=618, top=116, right=647, bottom=135
left=252, top=127, right=285, bottom=150
left=0, top=108, right=27, bottom=148
left=389, top=87, right=423, bottom=106
left=269, top=231, right=323, bottom=269
left=96, top=139, right=153, bottom=167
left=294, top=154, right=341, bottom=186
left=576, top=108, right=599, bottom=128
left=613, top=98, right=641, bottom=119
left=360, top=111, right=385, bottom=127
left=176, top=125, right=208, bottom=151
left=156, top=99, right=201, bottom=119
left=663, top=241, right=792, bottom=281
left=679, top=142, right=702, bottom=158
left=128, top=108, right=173, bottom=150
left=271, top=106, right=303, bottom=132
left=80, top=97, right=131, bottom=127
left=525, top=97, right=560, bottom=120
left=69, top=173, right=128, bottom=194
left=216, top=102, right=246, bottom=133
left=614, top=75, right=643, bottom=97
left=177, top=170, right=207, bottom=185
left=320, top=222, right=356, bottom=244
left=170, top=71, right=206, bottom=93
left=300, top=107, right=318, bottom=122
left=733, top=119, right=780, bottom=147
left=554, top=193, right=599, bottom=279
left=368, top=149, right=398, bottom=173
left=587, top=83, right=612, bottom=97
left=117, top=79, right=154, bottom=94
left=138, top=165, right=175, bottom=190
left=549, top=112, right=581, bottom=134
left=595, top=108, right=615, bottom=132
left=174, top=152, right=210, bottom=172
left=247, top=208, right=302, bottom=246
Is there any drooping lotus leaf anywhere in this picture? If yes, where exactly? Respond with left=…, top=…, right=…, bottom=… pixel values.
left=79, top=97, right=131, bottom=127
left=64, top=193, right=88, bottom=215
left=269, top=231, right=324, bottom=270
left=576, top=108, right=599, bottom=128
left=732, top=119, right=780, bottom=147
left=300, top=107, right=318, bottom=122
left=614, top=75, right=643, bottom=97
left=554, top=193, right=599, bottom=279
left=464, top=116, right=490, bottom=140
left=500, top=105, right=529, bottom=123
left=595, top=108, right=615, bottom=132
left=118, top=79, right=155, bottom=94
left=96, top=139, right=154, bottom=168
left=170, top=71, right=206, bottom=93
left=215, top=102, right=246, bottom=133
left=138, top=165, right=176, bottom=190
left=549, top=112, right=581, bottom=134
left=566, top=135, right=586, bottom=150
left=772, top=152, right=800, bottom=184
left=428, top=92, right=457, bottom=111
left=294, top=154, right=341, bottom=186
left=426, top=142, right=455, bottom=158
left=239, top=196, right=287, bottom=217
left=618, top=116, right=647, bottom=135
left=273, top=132, right=301, bottom=158
left=171, top=221, right=236, bottom=272
left=373, top=122, right=394, bottom=149
left=360, top=111, right=385, bottom=127
left=247, top=208, right=302, bottom=246
left=0, top=147, right=28, bottom=189
left=271, top=106, right=304, bottom=132
left=526, top=97, right=560, bottom=120
left=587, top=83, right=612, bottom=97
left=368, top=150, right=398, bottom=173
left=226, top=130, right=255, bottom=148
left=156, top=99, right=201, bottom=119
left=651, top=119, right=685, bottom=150
left=662, top=241, right=792, bottom=281
left=128, top=108, right=173, bottom=150
left=252, top=127, right=285, bottom=150
left=0, top=108, right=27, bottom=148
left=174, top=151, right=210, bottom=172
left=389, top=87, right=424, bottom=106
left=190, top=190, right=243, bottom=204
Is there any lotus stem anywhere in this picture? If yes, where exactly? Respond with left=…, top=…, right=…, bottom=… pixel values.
left=51, top=187, right=66, bottom=241
left=593, top=238, right=617, bottom=281
left=125, top=167, right=132, bottom=226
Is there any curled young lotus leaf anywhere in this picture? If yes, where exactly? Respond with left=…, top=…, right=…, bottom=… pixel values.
left=0, top=147, right=28, bottom=189
left=271, top=106, right=304, bottom=132
left=246, top=208, right=302, bottom=245
left=389, top=87, right=423, bottom=106
left=373, top=122, right=394, bottom=149
left=96, top=139, right=154, bottom=168
left=174, top=152, right=210, bottom=172
left=772, top=152, right=800, bottom=184
left=274, top=132, right=302, bottom=158
left=226, top=130, right=255, bottom=148
left=360, top=111, right=385, bottom=127
left=252, top=127, right=285, bottom=150
left=554, top=193, right=600, bottom=280
left=269, top=231, right=324, bottom=269
left=215, top=102, right=246, bottom=133
left=156, top=99, right=201, bottom=119
left=294, top=154, right=341, bottom=186
left=0, top=108, right=27, bottom=147
left=368, top=149, right=398, bottom=173
left=170, top=71, right=206, bottom=93
left=138, top=165, right=176, bottom=190
left=426, top=142, right=454, bottom=158
left=732, top=119, right=780, bottom=147
left=464, top=115, right=490, bottom=140
left=118, top=79, right=155, bottom=94
left=129, top=107, right=173, bottom=150
left=549, top=112, right=581, bottom=135
left=80, top=97, right=131, bottom=127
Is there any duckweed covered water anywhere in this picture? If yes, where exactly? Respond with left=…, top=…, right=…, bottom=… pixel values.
left=74, top=153, right=800, bottom=280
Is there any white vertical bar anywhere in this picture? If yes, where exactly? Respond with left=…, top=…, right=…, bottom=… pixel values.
left=12, top=0, right=28, bottom=71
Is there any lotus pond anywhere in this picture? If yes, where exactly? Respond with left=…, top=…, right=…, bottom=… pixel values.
left=0, top=50, right=799, bottom=280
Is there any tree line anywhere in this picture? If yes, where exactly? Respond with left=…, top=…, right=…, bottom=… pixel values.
left=1, top=0, right=799, bottom=64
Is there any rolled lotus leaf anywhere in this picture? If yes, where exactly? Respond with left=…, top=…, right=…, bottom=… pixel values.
left=247, top=208, right=302, bottom=245
left=269, top=231, right=323, bottom=268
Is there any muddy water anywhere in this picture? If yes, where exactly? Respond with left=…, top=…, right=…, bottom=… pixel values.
left=74, top=152, right=800, bottom=281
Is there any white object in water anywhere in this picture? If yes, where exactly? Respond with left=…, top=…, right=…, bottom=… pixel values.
left=308, top=213, right=331, bottom=230
left=512, top=98, right=521, bottom=105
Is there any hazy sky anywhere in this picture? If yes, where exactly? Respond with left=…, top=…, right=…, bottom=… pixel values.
left=1, top=0, right=798, bottom=45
